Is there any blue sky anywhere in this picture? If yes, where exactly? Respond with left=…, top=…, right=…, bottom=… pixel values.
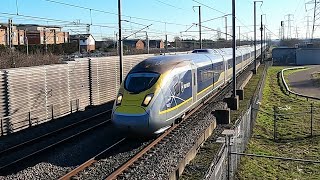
left=0, top=0, right=314, bottom=41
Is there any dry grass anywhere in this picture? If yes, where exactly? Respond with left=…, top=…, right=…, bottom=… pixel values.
left=0, top=50, right=62, bottom=69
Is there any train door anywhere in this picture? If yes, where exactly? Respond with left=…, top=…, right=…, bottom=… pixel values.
left=191, top=62, right=197, bottom=103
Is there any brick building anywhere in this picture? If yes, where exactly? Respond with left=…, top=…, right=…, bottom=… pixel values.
left=70, top=34, right=96, bottom=52
left=148, top=40, right=164, bottom=49
left=123, top=39, right=145, bottom=50
left=18, top=24, right=69, bottom=45
left=0, top=24, right=26, bottom=46
left=0, top=24, right=69, bottom=46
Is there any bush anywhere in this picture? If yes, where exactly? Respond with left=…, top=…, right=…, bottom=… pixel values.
left=0, top=49, right=61, bottom=69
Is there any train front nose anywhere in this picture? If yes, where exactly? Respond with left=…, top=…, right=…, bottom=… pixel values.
left=112, top=106, right=153, bottom=134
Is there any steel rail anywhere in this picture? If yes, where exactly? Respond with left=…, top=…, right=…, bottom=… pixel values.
left=105, top=79, right=230, bottom=180
left=0, top=118, right=111, bottom=172
left=0, top=109, right=112, bottom=157
left=63, top=59, right=257, bottom=180
left=59, top=137, right=126, bottom=180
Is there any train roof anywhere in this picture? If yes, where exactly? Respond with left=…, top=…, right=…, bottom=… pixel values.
left=129, top=52, right=223, bottom=74
left=129, top=44, right=264, bottom=74
left=129, top=54, right=194, bottom=74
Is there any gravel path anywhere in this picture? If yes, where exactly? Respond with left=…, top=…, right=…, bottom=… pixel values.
left=288, top=65, right=320, bottom=98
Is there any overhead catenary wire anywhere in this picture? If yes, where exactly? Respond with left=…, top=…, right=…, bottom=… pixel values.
left=192, top=0, right=226, bottom=14
left=41, top=0, right=189, bottom=27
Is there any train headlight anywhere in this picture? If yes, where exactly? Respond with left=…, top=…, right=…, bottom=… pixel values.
left=142, top=94, right=154, bottom=107
left=116, top=93, right=123, bottom=106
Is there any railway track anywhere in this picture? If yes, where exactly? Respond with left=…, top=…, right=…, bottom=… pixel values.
left=0, top=110, right=112, bottom=174
left=62, top=61, right=256, bottom=179
left=58, top=72, right=233, bottom=180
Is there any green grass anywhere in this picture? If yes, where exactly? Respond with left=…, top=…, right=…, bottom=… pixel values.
left=237, top=66, right=320, bottom=179
left=179, top=141, right=222, bottom=180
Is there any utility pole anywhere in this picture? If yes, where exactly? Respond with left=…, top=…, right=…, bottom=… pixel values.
left=285, top=14, right=294, bottom=39
left=193, top=6, right=202, bottom=49
left=78, top=35, right=81, bottom=54
left=225, top=16, right=228, bottom=41
left=264, top=25, right=266, bottom=56
left=254, top=1, right=263, bottom=74
left=25, top=29, right=29, bottom=55
left=8, top=18, right=13, bottom=49
left=306, top=16, right=311, bottom=39
left=118, top=0, right=124, bottom=84
left=146, top=31, right=149, bottom=54
left=260, top=14, right=263, bottom=63
left=165, top=34, right=168, bottom=54
left=312, top=0, right=317, bottom=41
left=238, top=26, right=241, bottom=46
left=281, top=21, right=285, bottom=40
left=86, top=24, right=90, bottom=34
left=44, top=27, right=48, bottom=53
left=232, top=0, right=236, bottom=99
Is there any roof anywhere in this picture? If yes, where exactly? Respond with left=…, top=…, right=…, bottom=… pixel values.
left=70, top=34, right=95, bottom=40
left=123, top=39, right=142, bottom=46
left=17, top=24, right=62, bottom=28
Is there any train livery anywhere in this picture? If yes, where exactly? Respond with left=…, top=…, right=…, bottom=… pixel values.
left=111, top=44, right=266, bottom=134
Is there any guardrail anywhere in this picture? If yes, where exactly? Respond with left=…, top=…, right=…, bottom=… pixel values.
left=281, top=67, right=320, bottom=101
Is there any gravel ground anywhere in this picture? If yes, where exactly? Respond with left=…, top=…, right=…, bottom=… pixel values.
left=120, top=101, right=226, bottom=180
left=1, top=122, right=125, bottom=179
left=75, top=139, right=153, bottom=180
left=0, top=102, right=113, bottom=152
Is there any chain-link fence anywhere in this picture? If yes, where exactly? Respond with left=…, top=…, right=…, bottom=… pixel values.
left=269, top=103, right=320, bottom=141
left=204, top=61, right=271, bottom=180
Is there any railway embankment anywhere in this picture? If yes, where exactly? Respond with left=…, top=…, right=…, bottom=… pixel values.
left=237, top=66, right=320, bottom=179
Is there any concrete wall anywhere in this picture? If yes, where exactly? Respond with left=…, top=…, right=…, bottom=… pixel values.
left=272, top=48, right=296, bottom=65
left=296, top=48, right=320, bottom=65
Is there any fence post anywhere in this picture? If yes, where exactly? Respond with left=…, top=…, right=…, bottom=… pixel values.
left=273, top=106, right=277, bottom=141
left=88, top=58, right=93, bottom=106
left=1, top=118, right=3, bottom=136
left=76, top=99, right=79, bottom=111
left=311, top=103, right=313, bottom=137
left=70, top=100, right=73, bottom=113
left=28, top=111, right=32, bottom=127
left=51, top=104, right=54, bottom=120
left=226, top=135, right=231, bottom=180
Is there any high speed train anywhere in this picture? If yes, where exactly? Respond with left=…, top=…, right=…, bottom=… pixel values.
left=112, top=44, right=266, bottom=134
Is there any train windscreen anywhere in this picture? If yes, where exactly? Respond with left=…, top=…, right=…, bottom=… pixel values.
left=125, top=72, right=160, bottom=93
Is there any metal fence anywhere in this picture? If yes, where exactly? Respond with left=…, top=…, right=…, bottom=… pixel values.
left=271, top=103, right=320, bottom=141
left=204, top=61, right=270, bottom=180
left=0, top=53, right=168, bottom=136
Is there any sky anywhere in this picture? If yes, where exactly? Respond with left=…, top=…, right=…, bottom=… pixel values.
left=0, top=0, right=316, bottom=41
